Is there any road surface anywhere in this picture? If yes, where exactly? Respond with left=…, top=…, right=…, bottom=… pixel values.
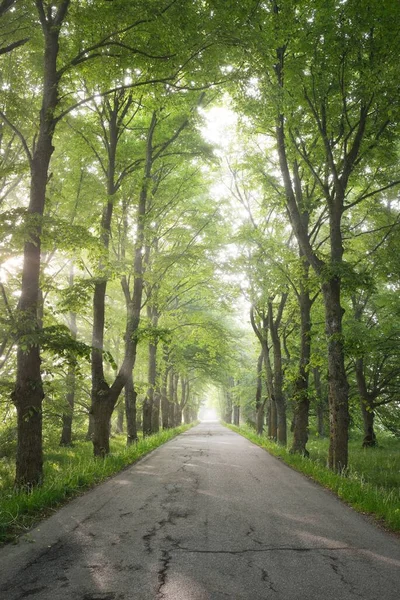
left=0, top=422, right=399, bottom=599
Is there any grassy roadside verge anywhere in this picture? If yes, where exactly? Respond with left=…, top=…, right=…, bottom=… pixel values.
left=226, top=424, right=400, bottom=533
left=0, top=424, right=194, bottom=545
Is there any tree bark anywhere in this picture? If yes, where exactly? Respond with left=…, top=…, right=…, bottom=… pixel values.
left=175, top=406, right=182, bottom=427
left=152, top=385, right=161, bottom=433
left=290, top=269, right=312, bottom=456
left=233, top=404, right=240, bottom=426
left=313, top=368, right=326, bottom=437
left=183, top=405, right=191, bottom=424
left=249, top=308, right=277, bottom=440
left=59, top=371, right=75, bottom=446
left=142, top=399, right=152, bottom=436
left=125, top=371, right=137, bottom=445
left=60, top=262, right=77, bottom=446
left=161, top=357, right=171, bottom=429
left=178, top=377, right=187, bottom=426
left=115, top=400, right=124, bottom=433
left=90, top=94, right=120, bottom=456
left=173, top=373, right=180, bottom=426
left=255, top=352, right=264, bottom=435
left=60, top=316, right=77, bottom=447
left=143, top=307, right=159, bottom=435
left=360, top=401, right=376, bottom=448
left=86, top=413, right=94, bottom=441
left=167, top=371, right=179, bottom=427
left=268, top=295, right=287, bottom=445
left=269, top=398, right=277, bottom=441
left=167, top=370, right=175, bottom=428
left=355, top=358, right=377, bottom=447
left=322, top=279, right=349, bottom=471
left=225, top=389, right=232, bottom=424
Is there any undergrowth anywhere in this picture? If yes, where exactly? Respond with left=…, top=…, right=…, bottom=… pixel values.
left=0, top=424, right=193, bottom=545
left=226, top=424, right=400, bottom=533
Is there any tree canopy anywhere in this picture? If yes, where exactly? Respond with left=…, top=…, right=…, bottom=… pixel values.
left=0, top=0, right=399, bottom=487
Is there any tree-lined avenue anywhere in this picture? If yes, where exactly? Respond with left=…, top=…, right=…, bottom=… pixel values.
left=0, top=423, right=399, bottom=599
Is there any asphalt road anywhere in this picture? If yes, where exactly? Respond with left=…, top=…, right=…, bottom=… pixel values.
left=0, top=422, right=399, bottom=600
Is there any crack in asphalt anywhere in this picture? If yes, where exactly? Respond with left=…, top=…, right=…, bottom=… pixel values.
left=246, top=524, right=264, bottom=547
left=173, top=545, right=356, bottom=555
left=156, top=550, right=171, bottom=599
left=323, top=554, right=365, bottom=598
left=142, top=476, right=194, bottom=555
left=18, top=587, right=48, bottom=598
left=261, top=567, right=278, bottom=593
left=82, top=594, right=118, bottom=600
left=143, top=524, right=159, bottom=554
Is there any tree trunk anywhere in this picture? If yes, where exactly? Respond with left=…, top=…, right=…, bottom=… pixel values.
left=360, top=401, right=376, bottom=448
left=269, top=398, right=277, bottom=441
left=276, top=403, right=286, bottom=445
left=92, top=397, right=113, bottom=457
left=59, top=362, right=76, bottom=446
left=312, top=368, right=326, bottom=437
left=91, top=113, right=157, bottom=456
left=177, top=377, right=189, bottom=427
left=136, top=406, right=142, bottom=433
left=173, top=374, right=180, bottom=426
left=86, top=413, right=94, bottom=441
left=355, top=358, right=377, bottom=447
left=256, top=404, right=265, bottom=435
left=268, top=296, right=287, bottom=445
left=263, top=326, right=276, bottom=440
left=143, top=315, right=158, bottom=435
left=225, top=389, right=232, bottom=424
left=183, top=405, right=191, bottom=424
left=142, top=399, right=152, bottom=436
left=161, top=362, right=170, bottom=429
left=125, top=372, right=137, bottom=445
left=90, top=96, right=119, bottom=454
left=175, top=406, right=182, bottom=426
left=274, top=85, right=351, bottom=470
left=290, top=280, right=312, bottom=456
left=168, top=402, right=176, bottom=428
left=167, top=370, right=175, bottom=428
left=115, top=400, right=124, bottom=433
left=316, top=404, right=325, bottom=437
left=60, top=266, right=77, bottom=447
left=233, top=404, right=240, bottom=426
left=13, top=6, right=70, bottom=487
left=152, top=386, right=161, bottom=433
left=322, top=278, right=349, bottom=471
left=255, top=352, right=264, bottom=435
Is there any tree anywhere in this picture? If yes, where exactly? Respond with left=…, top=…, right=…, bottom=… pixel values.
left=236, top=0, right=400, bottom=470
left=1, top=0, right=230, bottom=482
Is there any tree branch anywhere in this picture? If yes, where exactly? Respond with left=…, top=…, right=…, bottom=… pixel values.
left=0, top=37, right=29, bottom=56
left=0, top=111, right=32, bottom=163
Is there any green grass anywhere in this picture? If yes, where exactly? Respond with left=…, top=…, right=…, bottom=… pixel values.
left=226, top=424, right=400, bottom=533
left=0, top=424, right=194, bottom=545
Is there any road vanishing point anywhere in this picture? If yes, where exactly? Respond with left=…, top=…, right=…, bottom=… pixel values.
left=0, top=422, right=399, bottom=599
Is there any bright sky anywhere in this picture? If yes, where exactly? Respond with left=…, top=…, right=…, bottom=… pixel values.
left=199, top=104, right=254, bottom=326
left=200, top=104, right=239, bottom=150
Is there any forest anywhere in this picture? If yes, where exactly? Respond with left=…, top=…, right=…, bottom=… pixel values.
left=0, top=0, right=399, bottom=537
